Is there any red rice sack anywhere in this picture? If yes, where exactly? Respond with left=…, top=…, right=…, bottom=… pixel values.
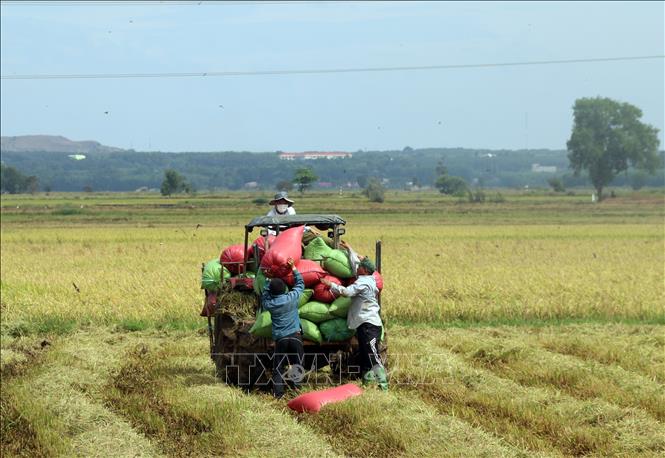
left=260, top=226, right=304, bottom=279
left=287, top=383, right=363, bottom=413
left=248, top=235, right=276, bottom=260
left=313, top=275, right=341, bottom=303
left=284, top=259, right=326, bottom=287
left=220, top=244, right=246, bottom=275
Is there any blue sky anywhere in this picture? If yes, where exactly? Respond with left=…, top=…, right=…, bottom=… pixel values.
left=1, top=1, right=663, bottom=152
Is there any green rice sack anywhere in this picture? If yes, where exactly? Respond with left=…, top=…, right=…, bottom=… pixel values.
left=299, top=301, right=333, bottom=323
left=300, top=319, right=322, bottom=344
left=201, top=259, right=231, bottom=292
left=303, top=236, right=333, bottom=261
left=249, top=310, right=272, bottom=338
left=319, top=318, right=355, bottom=342
left=302, top=230, right=335, bottom=247
left=299, top=289, right=313, bottom=307
left=253, top=269, right=267, bottom=295
left=254, top=269, right=289, bottom=296
left=329, top=296, right=352, bottom=318
left=323, top=249, right=353, bottom=278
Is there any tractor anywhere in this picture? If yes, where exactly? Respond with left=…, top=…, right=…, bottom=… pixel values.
left=201, top=214, right=386, bottom=391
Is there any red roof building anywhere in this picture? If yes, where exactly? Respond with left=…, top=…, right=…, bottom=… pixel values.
left=278, top=151, right=352, bottom=160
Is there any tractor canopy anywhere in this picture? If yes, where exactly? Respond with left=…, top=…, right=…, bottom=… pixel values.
left=245, top=214, right=346, bottom=231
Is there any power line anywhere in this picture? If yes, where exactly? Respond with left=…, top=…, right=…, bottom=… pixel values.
left=1, top=1, right=337, bottom=5
left=1, top=55, right=662, bottom=81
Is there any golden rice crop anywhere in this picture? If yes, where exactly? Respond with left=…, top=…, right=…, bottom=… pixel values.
left=1, top=222, right=662, bottom=331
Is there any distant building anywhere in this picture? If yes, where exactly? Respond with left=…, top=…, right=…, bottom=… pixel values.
left=244, top=181, right=258, bottom=189
left=68, top=154, right=86, bottom=160
left=279, top=151, right=352, bottom=160
left=531, top=163, right=557, bottom=173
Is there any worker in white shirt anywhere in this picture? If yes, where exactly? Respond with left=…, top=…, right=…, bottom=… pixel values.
left=266, top=191, right=296, bottom=217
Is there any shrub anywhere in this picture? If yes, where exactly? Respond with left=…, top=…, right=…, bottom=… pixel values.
left=547, top=177, right=565, bottom=193
left=363, top=178, right=385, bottom=203
left=435, top=175, right=468, bottom=196
left=467, top=189, right=486, bottom=203
left=489, top=192, right=506, bottom=203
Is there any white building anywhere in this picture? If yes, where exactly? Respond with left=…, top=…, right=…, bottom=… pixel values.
left=279, top=151, right=352, bottom=160
left=531, top=163, right=557, bottom=173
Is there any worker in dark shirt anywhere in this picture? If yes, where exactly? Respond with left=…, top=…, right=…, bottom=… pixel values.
left=261, top=258, right=305, bottom=398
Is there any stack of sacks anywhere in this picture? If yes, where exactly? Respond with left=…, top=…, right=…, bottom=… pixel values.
left=249, top=288, right=313, bottom=338
left=248, top=232, right=383, bottom=345
left=300, top=236, right=386, bottom=342
left=220, top=233, right=281, bottom=278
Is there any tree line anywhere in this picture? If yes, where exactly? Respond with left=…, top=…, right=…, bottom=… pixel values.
left=2, top=98, right=663, bottom=198
left=0, top=163, right=40, bottom=194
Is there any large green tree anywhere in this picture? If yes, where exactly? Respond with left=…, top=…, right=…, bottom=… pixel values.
left=160, top=169, right=189, bottom=196
left=567, top=97, right=660, bottom=201
left=293, top=167, right=318, bottom=194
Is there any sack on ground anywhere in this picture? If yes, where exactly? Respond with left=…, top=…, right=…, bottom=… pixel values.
left=299, top=300, right=333, bottom=323
left=319, top=318, right=355, bottom=342
left=300, top=318, right=322, bottom=344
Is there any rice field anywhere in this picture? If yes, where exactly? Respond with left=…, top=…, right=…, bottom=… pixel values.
left=1, top=190, right=664, bottom=457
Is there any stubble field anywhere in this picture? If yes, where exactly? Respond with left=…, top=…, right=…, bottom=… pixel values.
left=1, top=190, right=664, bottom=457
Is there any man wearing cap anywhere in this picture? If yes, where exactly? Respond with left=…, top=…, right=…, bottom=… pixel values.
left=266, top=191, right=296, bottom=217
left=321, top=246, right=388, bottom=390
left=261, top=258, right=305, bottom=398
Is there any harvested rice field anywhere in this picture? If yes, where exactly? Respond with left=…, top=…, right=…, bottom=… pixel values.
left=2, top=190, right=664, bottom=457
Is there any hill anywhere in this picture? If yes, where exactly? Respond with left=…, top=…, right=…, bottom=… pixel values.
left=0, top=135, right=126, bottom=154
